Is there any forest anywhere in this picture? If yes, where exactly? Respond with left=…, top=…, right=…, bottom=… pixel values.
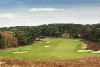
left=0, top=23, right=100, bottom=48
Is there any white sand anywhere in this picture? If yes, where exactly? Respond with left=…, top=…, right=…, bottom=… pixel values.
left=91, top=50, right=100, bottom=53
left=44, top=46, right=50, bottom=47
left=12, top=51, right=28, bottom=54
left=77, top=50, right=100, bottom=54
left=77, top=50, right=92, bottom=52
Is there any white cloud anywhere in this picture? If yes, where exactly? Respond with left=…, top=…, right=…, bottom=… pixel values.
left=0, top=6, right=100, bottom=27
left=30, top=8, right=63, bottom=12
left=0, top=13, right=16, bottom=19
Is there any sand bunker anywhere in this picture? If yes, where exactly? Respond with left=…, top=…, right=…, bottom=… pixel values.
left=77, top=50, right=100, bottom=54
left=77, top=50, right=92, bottom=52
left=91, top=50, right=100, bottom=53
left=12, top=51, right=28, bottom=54
left=44, top=46, right=50, bottom=47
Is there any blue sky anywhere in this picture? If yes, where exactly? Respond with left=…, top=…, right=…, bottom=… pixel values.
left=0, top=0, right=100, bottom=8
left=0, top=0, right=100, bottom=27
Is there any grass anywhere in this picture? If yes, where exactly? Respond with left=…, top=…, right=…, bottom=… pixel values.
left=0, top=38, right=100, bottom=60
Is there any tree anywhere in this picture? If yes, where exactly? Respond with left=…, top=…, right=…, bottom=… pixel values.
left=0, top=33, right=4, bottom=48
left=14, top=30, right=35, bottom=45
left=0, top=23, right=99, bottom=48
left=1, top=31, right=18, bottom=48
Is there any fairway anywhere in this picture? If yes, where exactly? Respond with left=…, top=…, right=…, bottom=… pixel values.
left=0, top=38, right=100, bottom=60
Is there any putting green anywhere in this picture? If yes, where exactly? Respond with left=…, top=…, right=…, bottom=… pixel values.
left=0, top=38, right=100, bottom=60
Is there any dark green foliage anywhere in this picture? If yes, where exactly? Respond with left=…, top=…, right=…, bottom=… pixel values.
left=0, top=34, right=4, bottom=48
left=14, top=30, right=35, bottom=46
left=0, top=23, right=99, bottom=48
left=81, top=24, right=100, bottom=41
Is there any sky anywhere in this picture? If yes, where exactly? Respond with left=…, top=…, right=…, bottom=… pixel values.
left=0, top=0, right=100, bottom=27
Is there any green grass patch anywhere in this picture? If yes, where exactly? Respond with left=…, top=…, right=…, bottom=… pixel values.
left=0, top=38, right=100, bottom=60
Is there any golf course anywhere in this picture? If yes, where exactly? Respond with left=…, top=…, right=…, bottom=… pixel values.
left=0, top=24, right=99, bottom=67
left=0, top=38, right=99, bottom=60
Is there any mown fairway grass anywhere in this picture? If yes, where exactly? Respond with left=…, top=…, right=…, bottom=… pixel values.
left=0, top=38, right=100, bottom=60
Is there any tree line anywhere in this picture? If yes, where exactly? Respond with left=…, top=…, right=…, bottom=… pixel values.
left=0, top=23, right=100, bottom=48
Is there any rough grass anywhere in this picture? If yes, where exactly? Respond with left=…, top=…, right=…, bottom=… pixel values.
left=0, top=57, right=100, bottom=67
left=0, top=38, right=100, bottom=60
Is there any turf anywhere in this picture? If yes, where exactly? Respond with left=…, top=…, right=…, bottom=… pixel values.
left=0, top=38, right=100, bottom=60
